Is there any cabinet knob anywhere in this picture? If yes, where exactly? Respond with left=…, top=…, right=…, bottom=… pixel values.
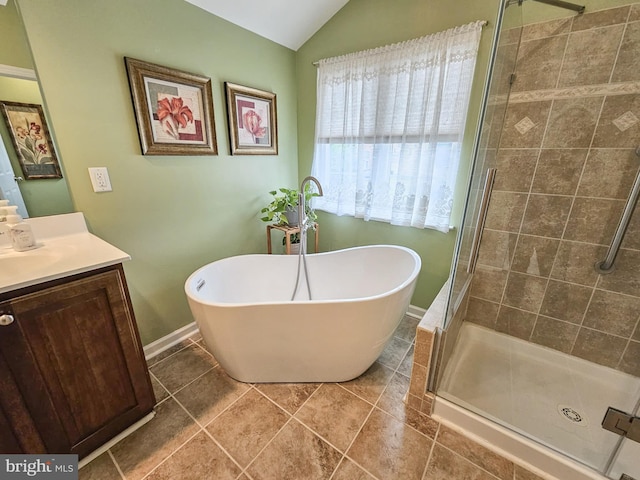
left=0, top=314, right=14, bottom=326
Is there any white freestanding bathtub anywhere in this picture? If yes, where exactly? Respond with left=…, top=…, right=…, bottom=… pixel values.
left=184, top=245, right=421, bottom=383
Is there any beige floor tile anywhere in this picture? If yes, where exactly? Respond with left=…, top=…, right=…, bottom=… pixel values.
left=424, top=443, right=498, bottom=480
left=397, top=343, right=414, bottom=377
left=435, top=425, right=514, bottom=480
left=79, top=453, right=120, bottom=480
left=246, top=419, right=342, bottom=480
left=144, top=431, right=240, bottom=480
left=146, top=340, right=191, bottom=368
left=206, top=388, right=289, bottom=467
left=295, top=383, right=373, bottom=452
left=377, top=374, right=439, bottom=438
left=331, top=458, right=377, bottom=480
left=174, top=366, right=250, bottom=426
left=340, top=361, right=395, bottom=404
left=150, top=344, right=217, bottom=393
left=378, top=336, right=413, bottom=370
left=347, top=408, right=432, bottom=480
left=195, top=338, right=218, bottom=361
left=255, top=382, right=319, bottom=414
left=109, top=398, right=200, bottom=480
left=394, top=315, right=420, bottom=342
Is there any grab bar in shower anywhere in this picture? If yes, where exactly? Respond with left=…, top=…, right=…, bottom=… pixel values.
left=595, top=147, right=640, bottom=275
left=467, top=168, right=497, bottom=274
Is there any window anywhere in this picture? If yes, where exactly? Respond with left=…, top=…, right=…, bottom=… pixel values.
left=311, top=21, right=484, bottom=232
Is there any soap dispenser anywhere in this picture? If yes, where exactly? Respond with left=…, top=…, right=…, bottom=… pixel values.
left=5, top=206, right=37, bottom=252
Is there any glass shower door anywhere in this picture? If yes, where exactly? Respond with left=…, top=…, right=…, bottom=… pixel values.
left=437, top=0, right=640, bottom=478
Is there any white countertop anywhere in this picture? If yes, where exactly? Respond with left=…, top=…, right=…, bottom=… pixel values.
left=0, top=212, right=130, bottom=294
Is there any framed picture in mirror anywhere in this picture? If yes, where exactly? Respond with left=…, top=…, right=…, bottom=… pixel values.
left=124, top=57, right=218, bottom=156
left=225, top=82, right=278, bottom=155
left=0, top=101, right=63, bottom=179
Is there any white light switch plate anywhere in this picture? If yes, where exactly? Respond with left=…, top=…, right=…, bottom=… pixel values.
left=88, top=167, right=112, bottom=192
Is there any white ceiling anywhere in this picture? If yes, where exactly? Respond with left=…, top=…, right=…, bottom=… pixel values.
left=184, top=0, right=349, bottom=50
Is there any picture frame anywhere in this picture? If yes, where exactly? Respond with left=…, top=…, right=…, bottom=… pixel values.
left=0, top=101, right=63, bottom=179
left=124, top=57, right=217, bottom=156
left=225, top=82, right=278, bottom=155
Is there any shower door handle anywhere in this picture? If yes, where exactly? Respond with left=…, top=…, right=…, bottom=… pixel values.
left=467, top=168, right=496, bottom=274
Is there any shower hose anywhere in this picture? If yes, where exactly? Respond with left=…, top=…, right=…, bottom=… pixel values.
left=290, top=230, right=313, bottom=301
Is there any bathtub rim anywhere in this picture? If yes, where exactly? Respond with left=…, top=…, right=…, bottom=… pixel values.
left=184, top=244, right=422, bottom=308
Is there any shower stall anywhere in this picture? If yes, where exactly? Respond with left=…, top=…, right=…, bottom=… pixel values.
left=435, top=0, right=640, bottom=479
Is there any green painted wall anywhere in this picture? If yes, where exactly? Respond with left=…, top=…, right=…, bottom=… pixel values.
left=296, top=0, right=502, bottom=309
left=16, top=0, right=298, bottom=343
left=0, top=76, right=74, bottom=217
left=0, top=0, right=32, bottom=69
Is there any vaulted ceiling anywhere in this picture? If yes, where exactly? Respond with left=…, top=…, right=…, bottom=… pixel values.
left=184, top=0, right=350, bottom=50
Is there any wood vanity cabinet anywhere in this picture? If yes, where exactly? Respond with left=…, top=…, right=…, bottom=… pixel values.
left=0, top=264, right=155, bottom=458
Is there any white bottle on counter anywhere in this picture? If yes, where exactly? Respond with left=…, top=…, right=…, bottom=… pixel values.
left=0, top=200, right=10, bottom=248
left=5, top=206, right=38, bottom=252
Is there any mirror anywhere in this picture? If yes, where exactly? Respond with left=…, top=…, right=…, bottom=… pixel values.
left=0, top=0, right=74, bottom=218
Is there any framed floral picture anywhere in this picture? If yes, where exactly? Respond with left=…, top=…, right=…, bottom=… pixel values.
left=124, top=57, right=217, bottom=155
left=225, top=82, right=278, bottom=155
left=0, top=101, right=63, bottom=179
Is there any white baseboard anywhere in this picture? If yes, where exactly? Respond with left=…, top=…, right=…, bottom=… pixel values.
left=143, top=321, right=199, bottom=360
left=78, top=411, right=155, bottom=469
left=407, top=304, right=427, bottom=319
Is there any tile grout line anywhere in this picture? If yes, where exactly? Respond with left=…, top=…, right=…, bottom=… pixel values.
left=419, top=422, right=440, bottom=480
left=327, top=326, right=421, bottom=480
left=138, top=427, right=204, bottom=480
left=163, top=383, right=252, bottom=477
left=146, top=362, right=255, bottom=478
left=237, top=383, right=328, bottom=478
left=107, top=449, right=126, bottom=480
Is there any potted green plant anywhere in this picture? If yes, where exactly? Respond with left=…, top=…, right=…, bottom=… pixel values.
left=260, top=185, right=319, bottom=227
left=261, top=186, right=319, bottom=253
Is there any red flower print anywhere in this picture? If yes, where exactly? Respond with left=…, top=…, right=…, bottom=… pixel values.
left=37, top=142, right=48, bottom=155
left=157, top=96, right=194, bottom=139
left=29, top=122, right=41, bottom=135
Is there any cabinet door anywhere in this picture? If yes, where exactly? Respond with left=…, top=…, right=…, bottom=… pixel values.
left=0, top=267, right=155, bottom=458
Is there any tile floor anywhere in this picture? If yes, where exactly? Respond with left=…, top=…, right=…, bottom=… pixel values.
left=80, top=316, right=545, bottom=480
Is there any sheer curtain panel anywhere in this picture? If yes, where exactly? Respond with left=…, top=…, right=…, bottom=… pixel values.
left=311, top=21, right=484, bottom=232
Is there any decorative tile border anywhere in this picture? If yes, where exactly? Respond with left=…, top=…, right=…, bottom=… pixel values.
left=488, top=82, right=640, bottom=106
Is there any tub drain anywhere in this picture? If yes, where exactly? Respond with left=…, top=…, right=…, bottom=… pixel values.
left=557, top=404, right=587, bottom=426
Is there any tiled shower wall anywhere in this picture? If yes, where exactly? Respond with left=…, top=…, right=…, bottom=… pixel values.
left=466, top=3, right=640, bottom=376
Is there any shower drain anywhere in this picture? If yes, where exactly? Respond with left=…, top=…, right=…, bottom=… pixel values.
left=557, top=404, right=588, bottom=426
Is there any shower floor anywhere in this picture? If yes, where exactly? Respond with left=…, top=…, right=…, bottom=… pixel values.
left=439, top=323, right=640, bottom=473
